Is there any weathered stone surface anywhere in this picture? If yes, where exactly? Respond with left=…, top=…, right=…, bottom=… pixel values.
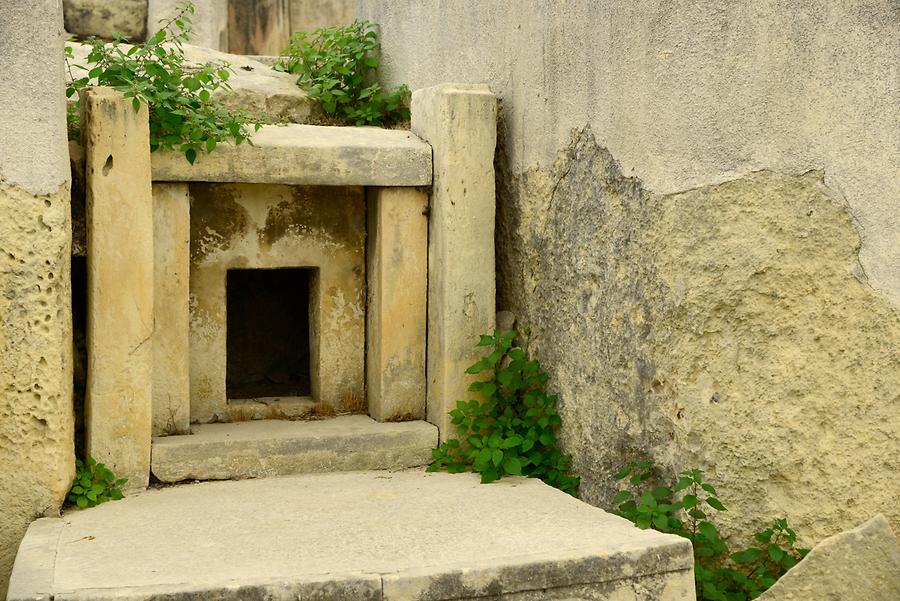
left=151, top=416, right=438, bottom=481
left=152, top=183, right=190, bottom=436
left=411, top=84, right=497, bottom=440
left=66, top=42, right=317, bottom=125
left=63, top=0, right=148, bottom=41
left=228, top=0, right=291, bottom=55
left=366, top=187, right=428, bottom=422
left=83, top=87, right=154, bottom=492
left=0, top=1, right=74, bottom=596
left=152, top=124, right=431, bottom=186
left=289, top=0, right=356, bottom=33
left=189, top=184, right=365, bottom=421
left=148, top=0, right=228, bottom=50
left=8, top=471, right=694, bottom=600
left=757, top=515, right=900, bottom=601
left=362, top=1, right=900, bottom=544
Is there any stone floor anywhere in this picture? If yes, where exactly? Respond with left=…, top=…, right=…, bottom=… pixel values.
left=9, top=470, right=695, bottom=601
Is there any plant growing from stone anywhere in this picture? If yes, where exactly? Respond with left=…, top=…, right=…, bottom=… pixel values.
left=65, top=1, right=259, bottom=163
left=427, top=330, right=581, bottom=495
left=275, top=21, right=410, bottom=126
left=68, top=455, right=127, bottom=509
left=612, top=460, right=809, bottom=600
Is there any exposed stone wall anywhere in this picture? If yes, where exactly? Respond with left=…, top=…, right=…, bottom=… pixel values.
left=290, top=0, right=355, bottom=33
left=359, top=0, right=900, bottom=546
left=0, top=1, right=74, bottom=597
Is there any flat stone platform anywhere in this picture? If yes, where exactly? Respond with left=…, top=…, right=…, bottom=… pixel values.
left=9, top=471, right=694, bottom=601
left=151, top=416, right=438, bottom=482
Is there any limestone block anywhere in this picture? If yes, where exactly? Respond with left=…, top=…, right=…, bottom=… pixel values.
left=366, top=187, right=428, bottom=421
left=0, top=1, right=74, bottom=596
left=411, top=84, right=497, bottom=439
left=63, top=0, right=148, bottom=41
left=151, top=416, right=438, bottom=481
left=152, top=183, right=190, bottom=436
left=189, top=184, right=365, bottom=421
left=757, top=514, right=900, bottom=601
left=289, top=0, right=356, bottom=33
left=148, top=0, right=228, bottom=50
left=83, top=87, right=154, bottom=491
left=228, top=0, right=291, bottom=55
left=151, top=124, right=432, bottom=186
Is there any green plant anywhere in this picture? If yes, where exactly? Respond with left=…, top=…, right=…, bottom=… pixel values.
left=275, top=21, right=410, bottom=126
left=427, top=330, right=580, bottom=495
left=612, top=461, right=809, bottom=600
left=68, top=456, right=127, bottom=509
left=65, top=1, right=259, bottom=163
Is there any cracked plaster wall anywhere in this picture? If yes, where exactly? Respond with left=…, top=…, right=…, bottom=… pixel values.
left=359, top=0, right=900, bottom=546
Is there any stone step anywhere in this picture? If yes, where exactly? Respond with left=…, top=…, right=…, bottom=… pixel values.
left=150, top=415, right=438, bottom=483
left=9, top=471, right=695, bottom=601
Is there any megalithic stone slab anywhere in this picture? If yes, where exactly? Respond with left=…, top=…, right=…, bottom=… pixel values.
left=411, top=84, right=498, bottom=440
left=366, top=187, right=428, bottom=422
left=152, top=183, right=190, bottom=436
left=83, top=87, right=154, bottom=491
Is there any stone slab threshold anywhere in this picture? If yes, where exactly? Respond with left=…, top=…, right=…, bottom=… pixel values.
left=150, top=123, right=433, bottom=187
left=9, top=471, right=695, bottom=601
left=151, top=415, right=438, bottom=482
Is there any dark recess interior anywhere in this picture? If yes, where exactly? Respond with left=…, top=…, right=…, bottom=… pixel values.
left=72, top=255, right=87, bottom=455
left=226, top=268, right=312, bottom=400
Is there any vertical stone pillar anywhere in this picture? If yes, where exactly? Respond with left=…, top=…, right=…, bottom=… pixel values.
left=228, top=0, right=291, bottom=55
left=148, top=0, right=229, bottom=51
left=0, top=1, right=74, bottom=596
left=366, top=187, right=428, bottom=421
left=83, top=87, right=154, bottom=491
left=152, top=183, right=190, bottom=435
left=411, top=84, right=498, bottom=440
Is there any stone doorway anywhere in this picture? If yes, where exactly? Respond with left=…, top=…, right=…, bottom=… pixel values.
left=225, top=267, right=314, bottom=401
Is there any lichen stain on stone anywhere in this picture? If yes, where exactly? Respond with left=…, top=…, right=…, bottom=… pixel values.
left=189, top=184, right=249, bottom=263
left=498, top=125, right=900, bottom=545
left=258, top=186, right=366, bottom=251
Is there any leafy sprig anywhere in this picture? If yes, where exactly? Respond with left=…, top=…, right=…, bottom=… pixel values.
left=65, top=1, right=259, bottom=163
left=67, top=456, right=127, bottom=509
left=427, top=330, right=580, bottom=495
left=275, top=21, right=410, bottom=126
left=612, top=461, right=809, bottom=600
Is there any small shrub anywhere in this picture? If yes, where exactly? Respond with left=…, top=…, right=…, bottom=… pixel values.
left=275, top=21, right=410, bottom=126
left=65, top=1, right=259, bottom=163
left=612, top=460, right=809, bottom=600
left=427, top=330, right=580, bottom=495
left=68, top=456, right=127, bottom=509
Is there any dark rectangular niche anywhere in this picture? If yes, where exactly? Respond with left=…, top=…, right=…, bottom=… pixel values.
left=226, top=268, right=313, bottom=400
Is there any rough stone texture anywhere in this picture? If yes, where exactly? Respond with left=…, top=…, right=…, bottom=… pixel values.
left=147, top=0, right=228, bottom=50
left=189, top=184, right=365, bottom=421
left=151, top=124, right=431, bottom=186
left=8, top=471, right=694, bottom=601
left=63, top=0, right=148, bottom=41
left=228, top=0, right=291, bottom=55
left=0, top=1, right=75, bottom=597
left=152, top=183, right=190, bottom=436
left=757, top=514, right=900, bottom=601
left=289, top=0, right=356, bottom=32
left=366, top=187, right=428, bottom=422
left=411, top=84, right=497, bottom=440
left=361, top=0, right=900, bottom=545
left=150, top=415, right=438, bottom=481
left=66, top=42, right=317, bottom=125
left=83, top=87, right=154, bottom=492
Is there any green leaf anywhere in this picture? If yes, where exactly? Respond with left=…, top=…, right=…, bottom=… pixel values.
left=698, top=521, right=719, bottom=542
left=706, top=497, right=726, bottom=511
left=503, top=456, right=522, bottom=475
left=492, top=449, right=503, bottom=467
left=611, top=490, right=631, bottom=505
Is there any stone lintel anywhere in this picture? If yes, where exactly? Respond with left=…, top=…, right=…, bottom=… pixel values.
left=151, top=124, right=432, bottom=187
